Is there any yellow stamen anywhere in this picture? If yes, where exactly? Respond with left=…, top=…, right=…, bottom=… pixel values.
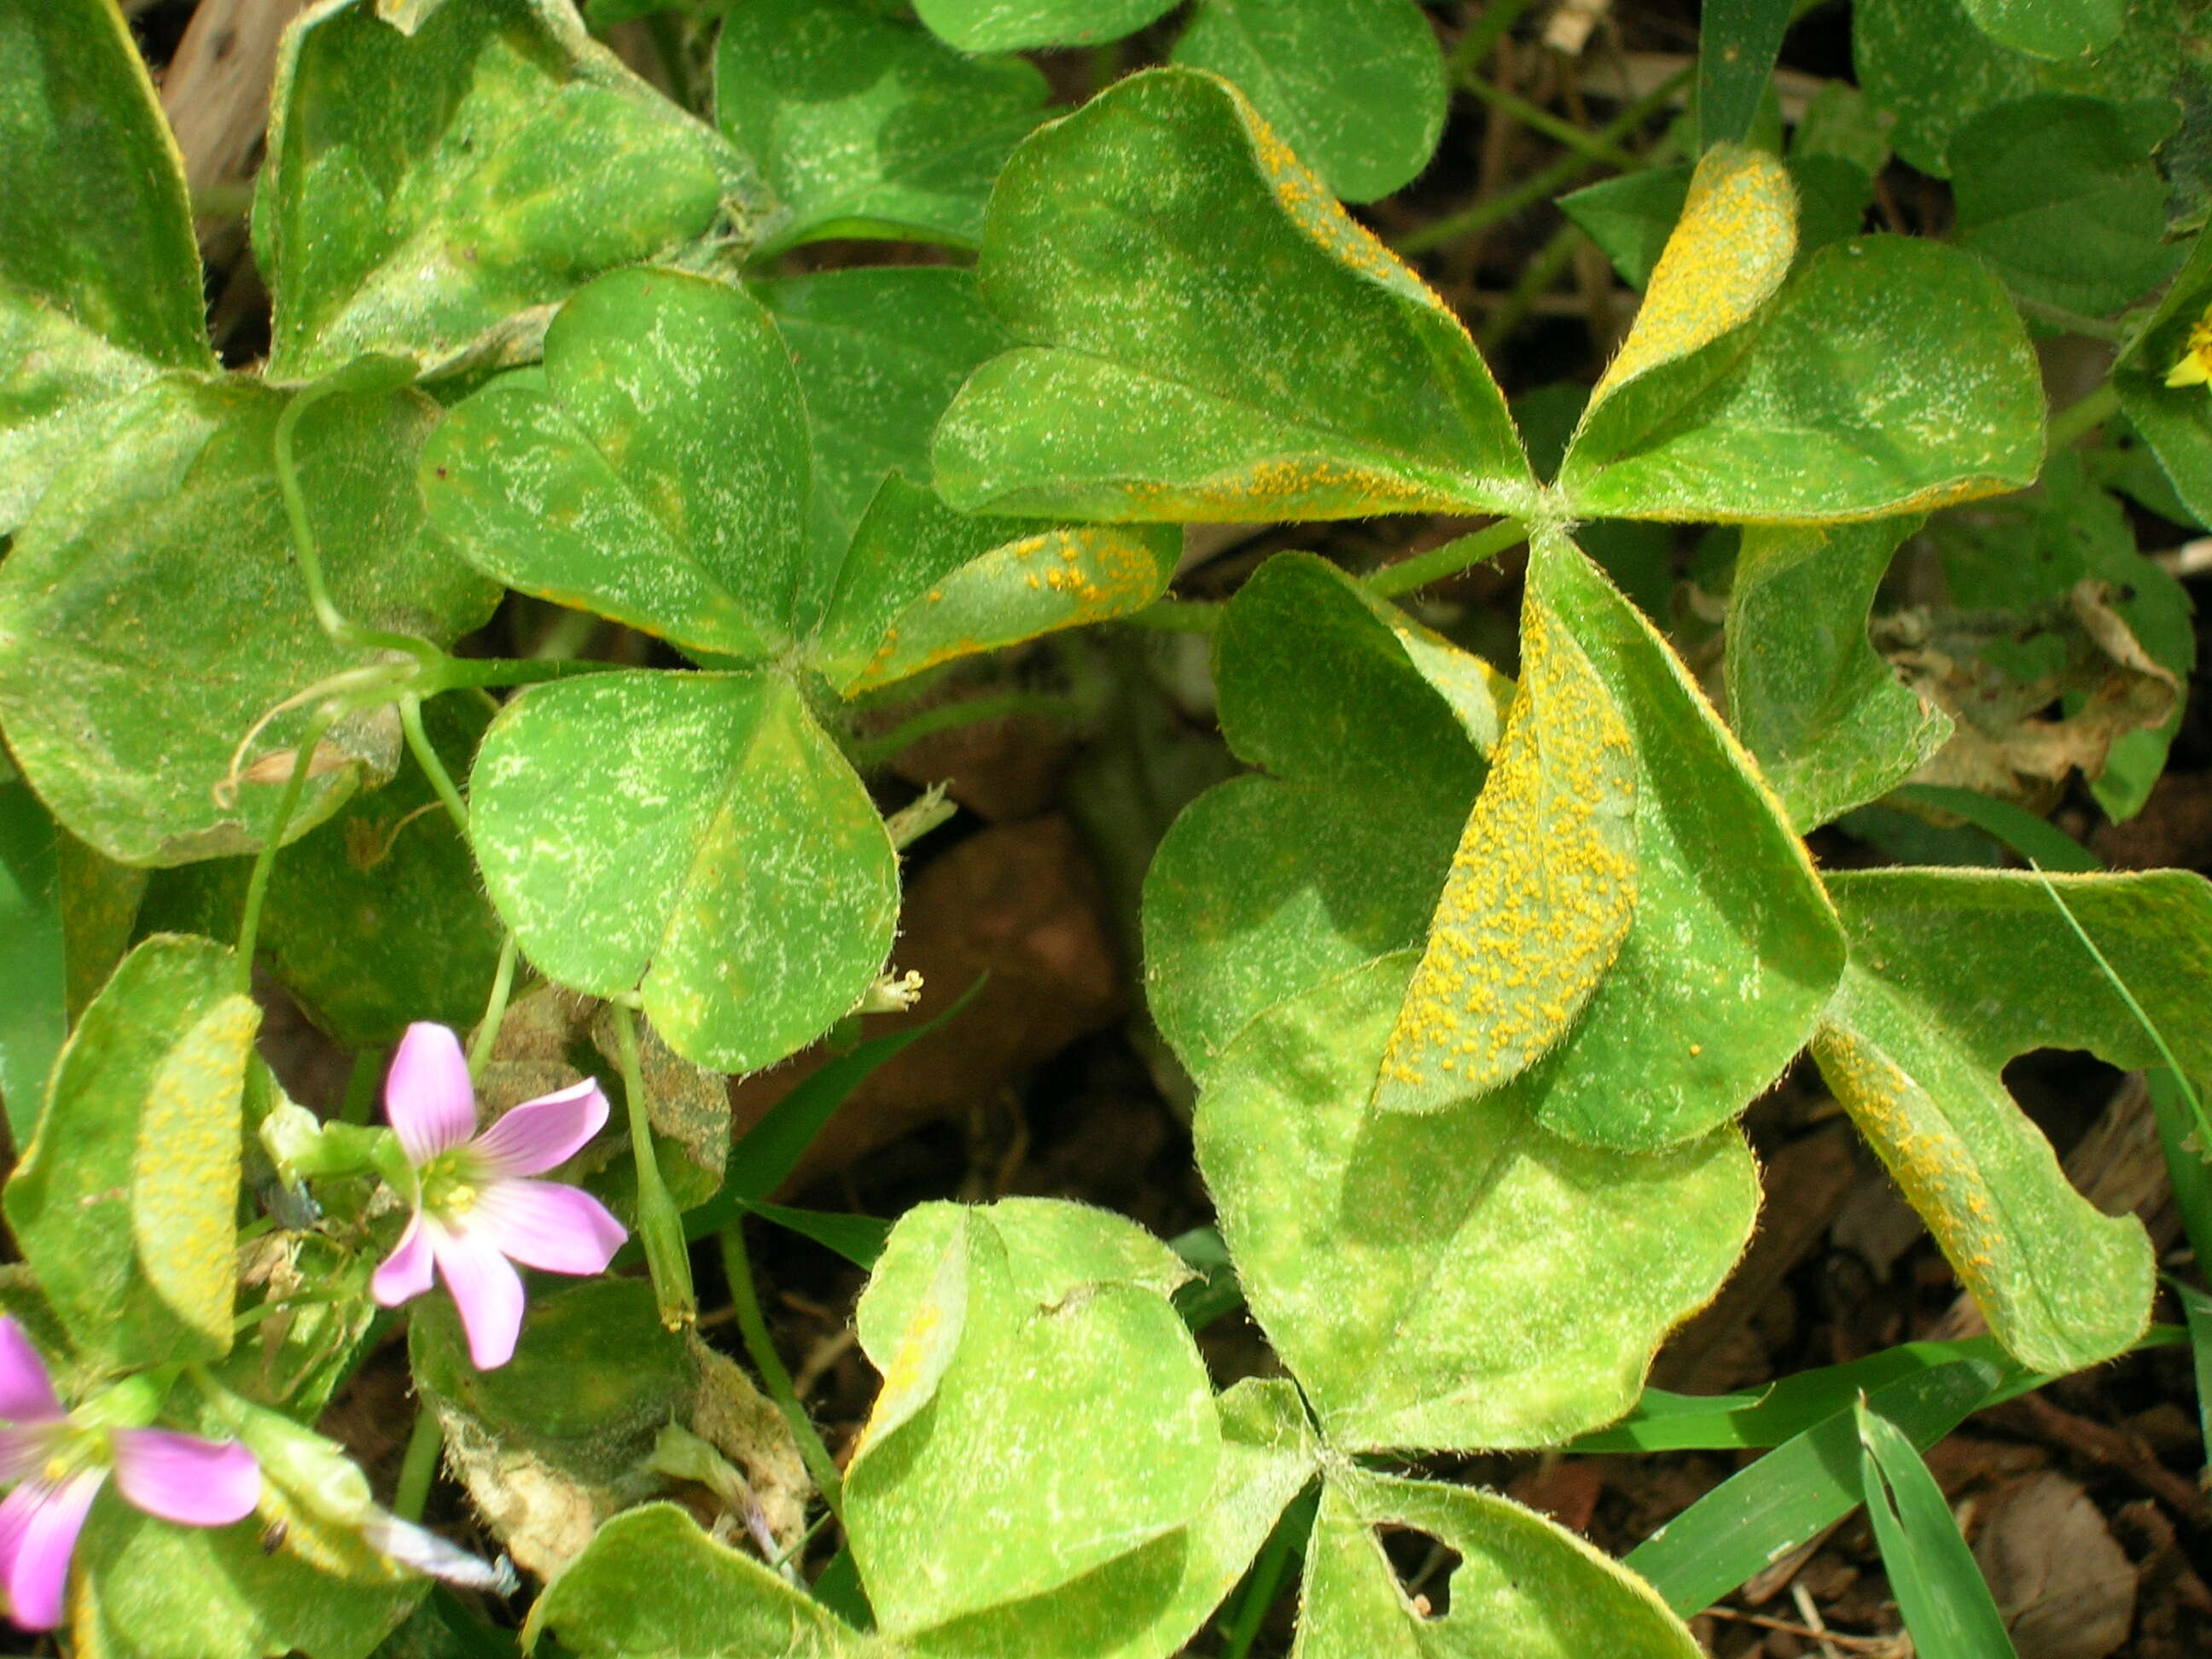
left=2165, top=306, right=2212, bottom=388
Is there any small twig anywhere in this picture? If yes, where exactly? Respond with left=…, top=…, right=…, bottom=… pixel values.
left=1703, top=1606, right=1900, bottom=1654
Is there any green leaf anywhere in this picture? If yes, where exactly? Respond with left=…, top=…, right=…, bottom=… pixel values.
left=1950, top=94, right=2180, bottom=316
left=2178, top=1279, right=2212, bottom=1474
left=1809, top=867, right=2212, bottom=1371
left=1169, top=0, right=1447, bottom=203
left=1698, top=0, right=1795, bottom=151
left=3, top=935, right=252, bottom=1369
left=1888, top=784, right=2102, bottom=873
left=1857, top=1399, right=2023, bottom=1659
left=0, top=776, right=66, bottom=1144
left=1792, top=80, right=1894, bottom=178
left=1196, top=953, right=1758, bottom=1452
left=1725, top=517, right=1953, bottom=831
left=1374, top=543, right=1638, bottom=1114
left=137, top=693, right=505, bottom=1048
left=813, top=478, right=1181, bottom=694
left=1141, top=553, right=1503, bottom=1080
left=1293, top=1467, right=1700, bottom=1658
left=912, top=0, right=1179, bottom=51
left=425, top=267, right=810, bottom=659
left=1560, top=166, right=1696, bottom=292
left=754, top=266, right=1014, bottom=567
left=715, top=0, right=1051, bottom=255
left=0, top=0, right=212, bottom=532
left=1487, top=537, right=1842, bottom=1149
left=906, top=1377, right=1318, bottom=1659
left=1570, top=1335, right=2039, bottom=1452
left=1564, top=235, right=2044, bottom=523
left=527, top=1504, right=865, bottom=1658
left=74, top=1495, right=422, bottom=1659
left=469, top=669, right=899, bottom=1074
left=1853, top=0, right=2180, bottom=178
left=846, top=1199, right=1220, bottom=1635
left=1626, top=1358, right=2007, bottom=1616
left=1959, top=0, right=2123, bottom=59
left=0, top=374, right=498, bottom=866
left=744, top=1201, right=890, bottom=1267
left=257, top=0, right=742, bottom=379
left=934, top=68, right=1534, bottom=523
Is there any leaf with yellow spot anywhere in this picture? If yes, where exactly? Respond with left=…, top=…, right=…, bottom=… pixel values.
left=1812, top=867, right=2211, bottom=1373
left=1562, top=236, right=2044, bottom=524
left=1293, top=1467, right=1703, bottom=1659
left=1498, top=536, right=1844, bottom=1150
left=812, top=476, right=1179, bottom=695
left=1198, top=953, right=1758, bottom=1453
left=468, top=670, right=898, bottom=1074
left=846, top=1200, right=1220, bottom=1637
left=1144, top=553, right=1509, bottom=1081
left=1374, top=556, right=1638, bottom=1115
left=4, top=934, right=253, bottom=1370
left=934, top=68, right=1534, bottom=524
left=1585, top=144, right=1797, bottom=418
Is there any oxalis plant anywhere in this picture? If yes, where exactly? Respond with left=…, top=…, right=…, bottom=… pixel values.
left=0, top=0, right=2209, bottom=1653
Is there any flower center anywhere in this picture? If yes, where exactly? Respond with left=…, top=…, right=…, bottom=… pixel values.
left=418, top=1150, right=485, bottom=1219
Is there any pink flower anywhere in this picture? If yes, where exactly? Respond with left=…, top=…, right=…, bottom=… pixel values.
left=370, top=1023, right=628, bottom=1370
left=0, top=1318, right=259, bottom=1630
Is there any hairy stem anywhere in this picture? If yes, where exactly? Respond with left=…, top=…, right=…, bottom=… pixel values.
left=466, top=933, right=521, bottom=1083
left=613, top=1004, right=698, bottom=1331
left=1366, top=517, right=1529, bottom=597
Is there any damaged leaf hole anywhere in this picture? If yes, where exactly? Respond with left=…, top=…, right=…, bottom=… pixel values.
left=1377, top=1524, right=1461, bottom=1618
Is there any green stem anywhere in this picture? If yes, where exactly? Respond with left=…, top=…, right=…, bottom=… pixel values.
left=234, top=706, right=337, bottom=992
left=466, top=934, right=521, bottom=1083
left=1458, top=77, right=1642, bottom=169
left=719, top=1225, right=845, bottom=1520
left=2015, top=297, right=2124, bottom=343
left=339, top=1045, right=386, bottom=1126
left=1121, top=597, right=1225, bottom=634
left=398, top=695, right=470, bottom=837
left=613, top=1004, right=697, bottom=1331
left=1393, top=67, right=1692, bottom=255
left=393, top=1402, right=442, bottom=1523
left=1478, top=221, right=1586, bottom=352
left=423, top=655, right=625, bottom=692
left=1365, top=517, right=1528, bottom=597
left=848, top=692, right=1085, bottom=770
left=1447, top=0, right=1543, bottom=77
left=271, top=382, right=439, bottom=667
left=2046, top=381, right=2121, bottom=452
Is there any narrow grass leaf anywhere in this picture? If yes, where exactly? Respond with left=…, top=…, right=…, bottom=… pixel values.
left=1856, top=1397, right=2022, bottom=1659
left=1626, top=1357, right=2005, bottom=1615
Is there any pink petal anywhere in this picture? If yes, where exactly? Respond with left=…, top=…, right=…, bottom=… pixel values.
left=469, top=1179, right=628, bottom=1277
left=428, top=1222, right=527, bottom=1370
left=385, top=1024, right=477, bottom=1165
left=0, top=1321, right=62, bottom=1425
left=0, top=1427, right=64, bottom=1487
left=110, top=1430, right=259, bottom=1528
left=0, top=1469, right=102, bottom=1631
left=469, top=1079, right=610, bottom=1179
left=371, top=1210, right=435, bottom=1307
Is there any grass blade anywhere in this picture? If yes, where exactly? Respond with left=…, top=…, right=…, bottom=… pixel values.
left=1856, top=1396, right=2021, bottom=1659
left=1626, top=1357, right=2004, bottom=1615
